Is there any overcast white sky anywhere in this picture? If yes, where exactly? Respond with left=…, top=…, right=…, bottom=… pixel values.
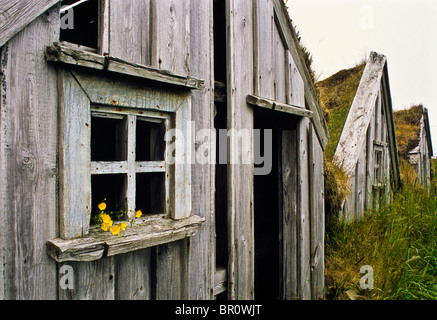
left=287, top=0, right=437, bottom=155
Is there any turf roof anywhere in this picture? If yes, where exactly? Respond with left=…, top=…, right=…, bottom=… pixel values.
left=316, top=62, right=366, bottom=160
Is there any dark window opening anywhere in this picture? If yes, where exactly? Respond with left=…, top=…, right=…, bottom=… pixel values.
left=136, top=119, right=166, bottom=162
left=91, top=115, right=126, bottom=161
left=136, top=173, right=165, bottom=214
left=60, top=0, right=99, bottom=49
left=91, top=174, right=127, bottom=224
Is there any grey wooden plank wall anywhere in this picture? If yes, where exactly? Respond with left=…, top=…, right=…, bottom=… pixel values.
left=226, top=0, right=255, bottom=300
left=0, top=6, right=60, bottom=299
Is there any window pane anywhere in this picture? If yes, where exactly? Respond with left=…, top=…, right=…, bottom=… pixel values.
left=91, top=115, right=127, bottom=161
left=91, top=174, right=127, bottom=224
left=136, top=173, right=165, bottom=214
left=136, top=119, right=166, bottom=161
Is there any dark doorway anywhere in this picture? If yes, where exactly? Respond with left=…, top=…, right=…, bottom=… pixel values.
left=254, top=108, right=298, bottom=300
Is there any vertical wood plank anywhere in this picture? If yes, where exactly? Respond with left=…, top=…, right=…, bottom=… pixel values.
left=297, top=117, right=311, bottom=299
left=98, top=0, right=110, bottom=54
left=150, top=0, right=191, bottom=74
left=272, top=21, right=287, bottom=104
left=310, top=127, right=325, bottom=299
left=115, top=250, right=152, bottom=300
left=108, top=0, right=151, bottom=65
left=127, top=114, right=136, bottom=219
left=281, top=130, right=298, bottom=299
left=254, top=0, right=274, bottom=99
left=155, top=240, right=189, bottom=300
left=0, top=8, right=59, bottom=299
left=188, top=0, right=215, bottom=300
left=226, top=0, right=255, bottom=300
left=59, top=258, right=115, bottom=300
left=59, top=70, right=92, bottom=239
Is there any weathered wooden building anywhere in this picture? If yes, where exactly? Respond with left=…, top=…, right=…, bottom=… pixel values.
left=320, top=52, right=400, bottom=220
left=0, top=0, right=328, bottom=300
left=394, top=105, right=433, bottom=190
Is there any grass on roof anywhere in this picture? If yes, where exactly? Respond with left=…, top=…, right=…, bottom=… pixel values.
left=316, top=63, right=366, bottom=160
left=393, top=105, right=423, bottom=159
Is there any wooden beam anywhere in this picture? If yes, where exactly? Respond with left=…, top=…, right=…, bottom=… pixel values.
left=45, top=43, right=205, bottom=90
left=247, top=94, right=313, bottom=118
left=0, top=0, right=60, bottom=47
left=47, top=215, right=205, bottom=263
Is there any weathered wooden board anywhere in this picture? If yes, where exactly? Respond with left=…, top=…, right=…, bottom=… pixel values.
left=59, top=257, right=115, bottom=300
left=334, top=52, right=387, bottom=175
left=0, top=0, right=60, bottom=47
left=45, top=43, right=204, bottom=89
left=58, top=69, right=92, bottom=239
left=70, top=68, right=190, bottom=113
left=246, top=94, right=313, bottom=119
left=47, top=215, right=205, bottom=262
left=0, top=7, right=59, bottom=299
left=310, top=127, right=325, bottom=299
left=254, top=0, right=275, bottom=99
left=226, top=0, right=255, bottom=300
left=108, top=0, right=151, bottom=65
left=114, top=250, right=152, bottom=300
left=281, top=130, right=298, bottom=299
left=188, top=0, right=215, bottom=300
left=297, top=117, right=311, bottom=300
left=150, top=0, right=190, bottom=75
left=155, top=239, right=189, bottom=300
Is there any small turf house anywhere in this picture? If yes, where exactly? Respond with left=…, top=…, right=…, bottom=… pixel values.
left=394, top=105, right=433, bottom=190
left=0, top=0, right=328, bottom=300
left=318, top=52, right=400, bottom=220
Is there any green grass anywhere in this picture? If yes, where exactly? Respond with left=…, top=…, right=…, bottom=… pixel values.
left=325, top=160, right=437, bottom=300
left=317, top=63, right=366, bottom=160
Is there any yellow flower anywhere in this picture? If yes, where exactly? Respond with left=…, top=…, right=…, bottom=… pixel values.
left=98, top=202, right=107, bottom=211
left=136, top=210, right=142, bottom=218
left=120, top=222, right=127, bottom=231
left=101, top=214, right=112, bottom=225
left=110, top=225, right=121, bottom=236
left=101, top=222, right=111, bottom=232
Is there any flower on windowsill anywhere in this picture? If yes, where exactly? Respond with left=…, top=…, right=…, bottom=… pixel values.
left=120, top=222, right=127, bottom=231
left=110, top=225, right=121, bottom=236
left=98, top=202, right=107, bottom=211
left=93, top=199, right=142, bottom=236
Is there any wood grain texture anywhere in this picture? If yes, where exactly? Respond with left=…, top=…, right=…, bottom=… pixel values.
left=0, top=7, right=59, bottom=299
left=297, top=117, right=311, bottom=300
left=334, top=52, right=387, bottom=175
left=281, top=130, right=298, bottom=299
left=188, top=0, right=215, bottom=300
left=226, top=0, right=255, bottom=300
left=247, top=94, right=313, bottom=118
left=46, top=43, right=204, bottom=89
left=108, top=0, right=150, bottom=65
left=58, top=69, right=92, bottom=239
left=47, top=215, right=205, bottom=262
left=0, top=0, right=60, bottom=47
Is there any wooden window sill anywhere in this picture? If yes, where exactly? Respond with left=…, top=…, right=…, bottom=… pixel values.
left=47, top=215, right=205, bottom=263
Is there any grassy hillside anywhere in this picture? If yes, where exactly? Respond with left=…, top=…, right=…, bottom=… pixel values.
left=393, top=105, right=424, bottom=159
left=316, top=63, right=366, bottom=160
left=325, top=159, right=437, bottom=300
